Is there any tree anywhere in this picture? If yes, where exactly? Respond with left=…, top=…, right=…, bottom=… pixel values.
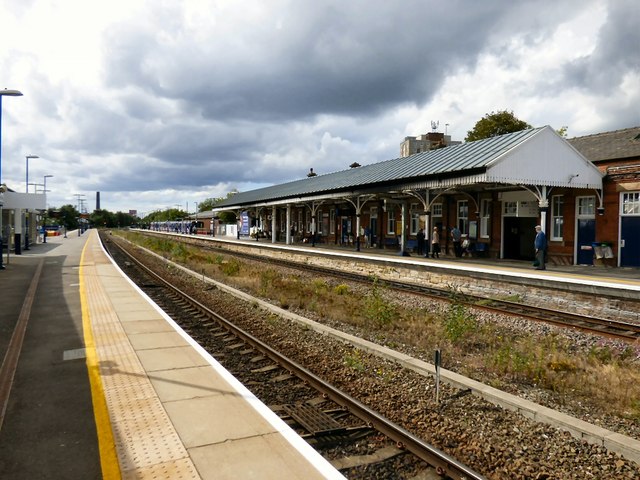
left=465, top=110, right=532, bottom=142
left=54, top=204, right=81, bottom=230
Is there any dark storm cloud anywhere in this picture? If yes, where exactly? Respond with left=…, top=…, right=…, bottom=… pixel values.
left=563, top=0, right=640, bottom=92
left=102, top=1, right=517, bottom=122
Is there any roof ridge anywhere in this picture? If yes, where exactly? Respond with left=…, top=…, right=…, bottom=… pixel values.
left=569, top=125, right=640, bottom=141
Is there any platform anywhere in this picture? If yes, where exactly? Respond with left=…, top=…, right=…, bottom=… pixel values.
left=0, top=231, right=343, bottom=479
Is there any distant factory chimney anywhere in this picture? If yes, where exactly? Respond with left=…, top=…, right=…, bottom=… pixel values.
left=96, top=191, right=101, bottom=210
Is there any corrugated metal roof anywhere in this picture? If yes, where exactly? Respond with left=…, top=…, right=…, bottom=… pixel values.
left=215, top=127, right=545, bottom=209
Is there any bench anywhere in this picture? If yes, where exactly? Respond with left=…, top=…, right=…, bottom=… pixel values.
left=383, top=237, right=399, bottom=248
left=473, top=242, right=488, bottom=257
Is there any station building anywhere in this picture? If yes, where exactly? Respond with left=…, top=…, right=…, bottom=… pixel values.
left=212, top=125, right=640, bottom=268
left=0, top=186, right=46, bottom=256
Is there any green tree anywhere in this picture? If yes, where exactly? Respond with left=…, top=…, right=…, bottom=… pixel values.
left=465, top=110, right=532, bottom=142
left=88, top=209, right=136, bottom=228
left=556, top=126, right=568, bottom=138
left=53, top=204, right=80, bottom=230
left=197, top=198, right=217, bottom=211
left=142, top=208, right=186, bottom=223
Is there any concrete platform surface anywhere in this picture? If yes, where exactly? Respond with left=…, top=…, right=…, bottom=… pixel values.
left=0, top=231, right=343, bottom=479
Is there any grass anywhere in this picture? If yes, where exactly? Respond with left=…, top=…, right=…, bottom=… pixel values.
left=115, top=230, right=640, bottom=420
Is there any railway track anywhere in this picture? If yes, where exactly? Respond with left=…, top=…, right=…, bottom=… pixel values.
left=179, top=236, right=640, bottom=343
left=101, top=233, right=486, bottom=480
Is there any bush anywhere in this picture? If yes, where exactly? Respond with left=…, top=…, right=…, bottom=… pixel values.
left=444, top=302, right=477, bottom=342
left=364, top=277, right=396, bottom=327
left=221, top=259, right=240, bottom=276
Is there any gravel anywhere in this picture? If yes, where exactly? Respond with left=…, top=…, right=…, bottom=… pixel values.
left=115, top=234, right=640, bottom=479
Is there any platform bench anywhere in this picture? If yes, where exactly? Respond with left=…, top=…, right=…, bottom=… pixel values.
left=473, top=242, right=488, bottom=257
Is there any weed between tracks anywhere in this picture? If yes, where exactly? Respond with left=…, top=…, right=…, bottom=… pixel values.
left=118, top=231, right=640, bottom=421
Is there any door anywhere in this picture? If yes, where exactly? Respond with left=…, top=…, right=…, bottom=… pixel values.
left=370, top=218, right=377, bottom=246
left=620, top=217, right=640, bottom=267
left=503, top=217, right=537, bottom=260
left=576, top=219, right=596, bottom=265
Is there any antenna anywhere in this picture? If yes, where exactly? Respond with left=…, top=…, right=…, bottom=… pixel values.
left=430, top=120, right=439, bottom=132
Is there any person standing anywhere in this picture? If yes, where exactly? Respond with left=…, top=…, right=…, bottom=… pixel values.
left=416, top=228, right=425, bottom=255
left=534, top=225, right=547, bottom=270
left=431, top=227, right=440, bottom=258
left=451, top=225, right=462, bottom=257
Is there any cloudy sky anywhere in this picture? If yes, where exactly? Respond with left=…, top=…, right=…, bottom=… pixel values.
left=1, top=0, right=638, bottom=216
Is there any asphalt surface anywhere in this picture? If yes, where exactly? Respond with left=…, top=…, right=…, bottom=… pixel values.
left=0, top=232, right=101, bottom=479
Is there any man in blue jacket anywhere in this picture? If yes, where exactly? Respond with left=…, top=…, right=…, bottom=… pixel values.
left=534, top=225, right=547, bottom=270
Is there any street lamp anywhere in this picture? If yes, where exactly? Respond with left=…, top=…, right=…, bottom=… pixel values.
left=25, top=155, right=38, bottom=192
left=42, top=175, right=53, bottom=243
left=0, top=88, right=24, bottom=270
left=24, top=155, right=39, bottom=250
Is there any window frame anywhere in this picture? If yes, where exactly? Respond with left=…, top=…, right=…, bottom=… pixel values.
left=551, top=195, right=564, bottom=241
left=480, top=198, right=490, bottom=238
left=622, top=192, right=640, bottom=215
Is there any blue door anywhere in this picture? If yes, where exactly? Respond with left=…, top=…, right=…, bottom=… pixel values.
left=621, top=216, right=640, bottom=267
left=576, top=219, right=596, bottom=265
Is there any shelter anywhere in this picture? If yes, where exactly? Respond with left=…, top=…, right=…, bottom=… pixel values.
left=1, top=186, right=46, bottom=255
left=213, top=126, right=604, bottom=264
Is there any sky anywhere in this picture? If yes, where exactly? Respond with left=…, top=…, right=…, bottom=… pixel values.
left=0, top=0, right=638, bottom=216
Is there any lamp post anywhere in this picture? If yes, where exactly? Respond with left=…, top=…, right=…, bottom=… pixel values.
left=0, top=88, right=24, bottom=270
left=42, top=175, right=53, bottom=243
left=25, top=155, right=38, bottom=192
left=24, top=155, right=39, bottom=250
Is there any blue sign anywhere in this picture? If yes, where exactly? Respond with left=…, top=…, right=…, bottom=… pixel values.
left=240, top=211, right=250, bottom=235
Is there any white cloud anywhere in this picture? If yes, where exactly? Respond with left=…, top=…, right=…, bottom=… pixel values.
left=0, top=0, right=637, bottom=215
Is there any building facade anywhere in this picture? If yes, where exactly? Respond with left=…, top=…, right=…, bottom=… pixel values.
left=213, top=126, right=640, bottom=266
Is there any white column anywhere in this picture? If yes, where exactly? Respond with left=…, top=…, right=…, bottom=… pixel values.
left=14, top=207, right=22, bottom=235
left=271, top=206, right=277, bottom=243
left=400, top=202, right=406, bottom=251
left=539, top=186, right=549, bottom=232
left=286, top=204, right=292, bottom=245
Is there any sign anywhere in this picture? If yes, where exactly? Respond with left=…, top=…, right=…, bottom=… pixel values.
left=240, top=211, right=250, bottom=235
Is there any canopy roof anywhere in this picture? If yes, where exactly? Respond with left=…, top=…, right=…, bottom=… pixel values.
left=214, top=126, right=603, bottom=211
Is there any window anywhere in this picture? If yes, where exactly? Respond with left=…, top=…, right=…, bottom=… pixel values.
left=551, top=195, right=564, bottom=240
left=622, top=192, right=640, bottom=215
left=577, top=196, right=595, bottom=216
left=457, top=200, right=469, bottom=234
left=297, top=210, right=303, bottom=232
left=330, top=209, right=335, bottom=234
left=480, top=199, right=491, bottom=238
left=387, top=208, right=395, bottom=234
left=431, top=203, right=442, bottom=217
left=410, top=203, right=420, bottom=235
left=503, top=201, right=517, bottom=216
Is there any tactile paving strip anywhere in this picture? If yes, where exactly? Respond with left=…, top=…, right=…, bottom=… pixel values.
left=83, top=237, right=201, bottom=479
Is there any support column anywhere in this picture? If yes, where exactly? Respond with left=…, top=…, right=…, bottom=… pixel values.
left=255, top=208, right=260, bottom=241
left=539, top=186, right=549, bottom=232
left=286, top=204, right=292, bottom=245
left=400, top=202, right=406, bottom=253
left=14, top=207, right=22, bottom=255
left=24, top=209, right=30, bottom=250
left=271, top=206, right=277, bottom=243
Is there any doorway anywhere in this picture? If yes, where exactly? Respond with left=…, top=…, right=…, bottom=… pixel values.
left=576, top=219, right=596, bottom=265
left=621, top=216, right=640, bottom=267
left=503, top=217, right=537, bottom=260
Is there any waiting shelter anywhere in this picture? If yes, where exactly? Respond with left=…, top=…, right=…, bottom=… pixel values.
left=212, top=126, right=604, bottom=265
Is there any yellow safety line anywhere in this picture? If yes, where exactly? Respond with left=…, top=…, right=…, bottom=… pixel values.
left=80, top=239, right=122, bottom=480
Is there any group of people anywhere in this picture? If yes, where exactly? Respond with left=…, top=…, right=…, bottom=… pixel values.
left=416, top=224, right=547, bottom=270
left=416, top=225, right=468, bottom=258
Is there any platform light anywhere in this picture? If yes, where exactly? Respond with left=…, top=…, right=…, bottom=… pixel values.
left=0, top=88, right=24, bottom=270
left=25, top=154, right=39, bottom=192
